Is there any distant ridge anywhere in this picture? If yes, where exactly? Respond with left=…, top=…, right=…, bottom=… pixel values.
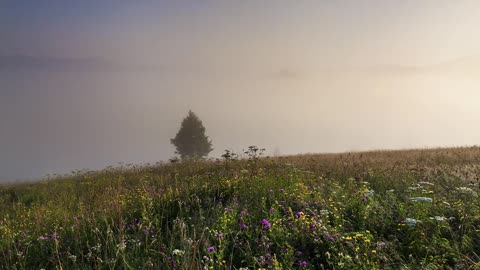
left=360, top=54, right=480, bottom=75
left=0, top=54, right=161, bottom=72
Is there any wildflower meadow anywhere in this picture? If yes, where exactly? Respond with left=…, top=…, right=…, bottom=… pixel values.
left=1, top=147, right=480, bottom=269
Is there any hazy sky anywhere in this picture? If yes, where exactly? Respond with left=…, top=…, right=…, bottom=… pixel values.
left=1, top=1, right=480, bottom=181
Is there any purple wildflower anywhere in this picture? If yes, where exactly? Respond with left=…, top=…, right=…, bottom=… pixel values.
left=279, top=189, right=285, bottom=193
left=168, top=256, right=177, bottom=267
left=144, top=226, right=155, bottom=236
left=208, top=246, right=215, bottom=252
left=299, top=261, right=307, bottom=267
left=265, top=253, right=273, bottom=264
left=135, top=218, right=141, bottom=227
left=261, top=219, right=271, bottom=229
left=217, top=233, right=224, bottom=239
left=241, top=224, right=247, bottom=230
left=38, top=236, right=49, bottom=241
left=48, top=232, right=59, bottom=241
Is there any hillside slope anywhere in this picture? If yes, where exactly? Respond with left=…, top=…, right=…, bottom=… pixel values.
left=1, top=146, right=480, bottom=269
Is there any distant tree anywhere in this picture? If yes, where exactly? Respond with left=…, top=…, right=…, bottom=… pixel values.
left=171, top=110, right=213, bottom=160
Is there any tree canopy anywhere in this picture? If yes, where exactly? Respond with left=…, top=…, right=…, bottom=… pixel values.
left=171, top=111, right=213, bottom=160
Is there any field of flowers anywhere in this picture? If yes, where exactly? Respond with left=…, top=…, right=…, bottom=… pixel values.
left=1, top=147, right=480, bottom=269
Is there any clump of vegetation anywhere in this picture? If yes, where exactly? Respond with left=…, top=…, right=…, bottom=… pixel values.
left=1, top=146, right=480, bottom=269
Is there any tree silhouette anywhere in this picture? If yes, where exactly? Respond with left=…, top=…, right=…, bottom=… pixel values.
left=171, top=110, right=213, bottom=160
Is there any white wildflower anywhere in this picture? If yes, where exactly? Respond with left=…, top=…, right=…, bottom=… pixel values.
left=68, top=254, right=77, bottom=262
left=418, top=181, right=434, bottom=186
left=410, top=197, right=433, bottom=203
left=92, top=244, right=102, bottom=252
left=405, top=218, right=422, bottom=227
left=456, top=187, right=478, bottom=197
left=429, top=216, right=447, bottom=222
left=173, top=249, right=185, bottom=256
left=319, top=210, right=329, bottom=215
left=364, top=189, right=374, bottom=197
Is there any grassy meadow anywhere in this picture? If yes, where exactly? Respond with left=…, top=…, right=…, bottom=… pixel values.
left=1, top=146, right=480, bottom=269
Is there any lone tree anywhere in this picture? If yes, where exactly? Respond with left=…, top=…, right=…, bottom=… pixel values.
left=171, top=110, right=213, bottom=160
